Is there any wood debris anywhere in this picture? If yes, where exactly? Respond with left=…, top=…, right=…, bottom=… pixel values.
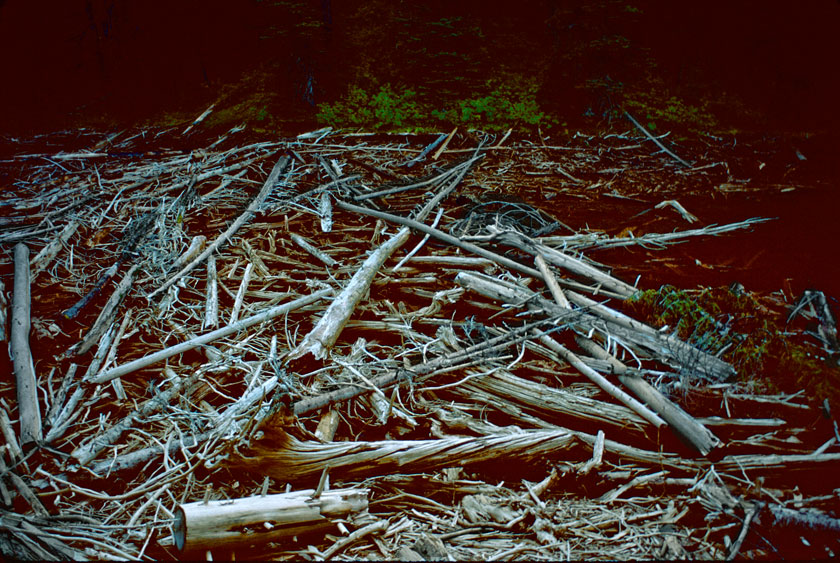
left=0, top=126, right=838, bottom=560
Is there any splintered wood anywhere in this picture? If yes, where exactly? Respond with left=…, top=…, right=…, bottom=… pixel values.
left=0, top=126, right=838, bottom=561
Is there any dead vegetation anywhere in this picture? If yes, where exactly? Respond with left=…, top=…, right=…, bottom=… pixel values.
left=1, top=121, right=839, bottom=560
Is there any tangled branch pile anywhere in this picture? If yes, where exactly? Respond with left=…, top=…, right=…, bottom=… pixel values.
left=1, top=125, right=838, bottom=560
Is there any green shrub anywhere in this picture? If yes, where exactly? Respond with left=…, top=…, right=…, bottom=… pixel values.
left=316, top=75, right=553, bottom=131
left=624, top=92, right=718, bottom=132
left=316, top=84, right=419, bottom=129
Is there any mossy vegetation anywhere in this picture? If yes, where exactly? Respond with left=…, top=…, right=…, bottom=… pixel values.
left=625, top=286, right=840, bottom=400
left=624, top=90, right=718, bottom=133
left=315, top=75, right=555, bottom=132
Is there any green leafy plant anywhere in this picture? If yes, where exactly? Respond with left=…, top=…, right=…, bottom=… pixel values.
left=316, top=83, right=420, bottom=130
left=625, top=286, right=840, bottom=399
left=624, top=92, right=718, bottom=132
left=316, top=75, right=553, bottom=131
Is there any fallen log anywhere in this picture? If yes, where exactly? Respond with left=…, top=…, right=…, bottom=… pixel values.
left=11, top=243, right=41, bottom=445
left=236, top=428, right=579, bottom=482
left=174, top=487, right=370, bottom=554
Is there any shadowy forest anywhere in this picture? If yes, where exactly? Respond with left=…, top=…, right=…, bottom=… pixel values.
left=1, top=0, right=839, bottom=136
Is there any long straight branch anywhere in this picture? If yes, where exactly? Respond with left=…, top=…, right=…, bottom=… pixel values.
left=147, top=155, right=290, bottom=300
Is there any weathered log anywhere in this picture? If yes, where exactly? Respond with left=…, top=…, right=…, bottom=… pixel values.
left=11, top=243, right=41, bottom=445
left=574, top=335, right=721, bottom=455
left=537, top=333, right=667, bottom=429
left=286, top=227, right=411, bottom=361
left=489, top=226, right=638, bottom=298
left=173, top=488, right=369, bottom=553
left=237, top=429, right=578, bottom=482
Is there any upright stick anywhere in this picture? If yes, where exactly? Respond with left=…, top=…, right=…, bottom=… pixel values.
left=11, top=243, right=42, bottom=445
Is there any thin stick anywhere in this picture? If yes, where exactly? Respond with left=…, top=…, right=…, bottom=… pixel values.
left=229, top=262, right=253, bottom=325
left=623, top=110, right=691, bottom=167
left=94, top=288, right=332, bottom=383
left=204, top=255, right=218, bottom=330
left=147, top=155, right=290, bottom=300
left=336, top=200, right=543, bottom=281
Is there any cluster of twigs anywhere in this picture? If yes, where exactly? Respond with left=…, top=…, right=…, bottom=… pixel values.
left=1, top=123, right=838, bottom=560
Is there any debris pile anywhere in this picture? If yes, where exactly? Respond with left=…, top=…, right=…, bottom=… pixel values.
left=1, top=126, right=838, bottom=560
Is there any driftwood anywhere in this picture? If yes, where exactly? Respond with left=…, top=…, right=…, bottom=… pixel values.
left=11, top=243, right=41, bottom=445
left=1, top=127, right=835, bottom=561
left=238, top=428, right=579, bottom=482
left=147, top=154, right=291, bottom=300
left=174, top=487, right=370, bottom=553
left=94, top=288, right=332, bottom=383
left=287, top=227, right=411, bottom=361
left=574, top=335, right=721, bottom=455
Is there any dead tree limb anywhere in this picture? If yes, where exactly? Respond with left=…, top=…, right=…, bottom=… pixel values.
left=11, top=243, right=41, bottom=445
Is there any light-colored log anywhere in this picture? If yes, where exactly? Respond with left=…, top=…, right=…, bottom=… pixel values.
left=286, top=227, right=411, bottom=361
left=173, top=488, right=369, bottom=553
left=240, top=429, right=578, bottom=482
left=575, top=335, right=721, bottom=455
left=11, top=243, right=41, bottom=444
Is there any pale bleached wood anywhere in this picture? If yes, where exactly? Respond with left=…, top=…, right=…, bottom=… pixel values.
left=321, top=519, right=389, bottom=560
left=460, top=367, right=651, bottom=437
left=535, top=252, right=666, bottom=430
left=174, top=488, right=369, bottom=553
left=290, top=233, right=338, bottom=267
left=45, top=323, right=117, bottom=444
left=455, top=271, right=735, bottom=382
left=11, top=243, right=41, bottom=445
left=29, top=219, right=80, bottom=282
left=170, top=235, right=207, bottom=272
left=0, top=406, right=23, bottom=462
left=204, top=254, right=218, bottom=330
left=74, top=263, right=140, bottom=356
left=564, top=290, right=736, bottom=381
left=239, top=429, right=578, bottom=482
left=487, top=225, right=638, bottom=299
left=71, top=374, right=188, bottom=465
left=147, top=155, right=290, bottom=300
left=534, top=253, right=570, bottom=308
left=315, top=409, right=341, bottom=442
left=575, top=335, right=721, bottom=455
left=286, top=227, right=411, bottom=361
left=432, top=127, right=458, bottom=160
left=229, top=262, right=253, bottom=325
left=336, top=200, right=543, bottom=280
left=94, top=288, right=332, bottom=383
left=0, top=280, right=6, bottom=343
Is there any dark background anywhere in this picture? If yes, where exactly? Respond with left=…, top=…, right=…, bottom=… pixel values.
left=1, top=0, right=838, bottom=136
